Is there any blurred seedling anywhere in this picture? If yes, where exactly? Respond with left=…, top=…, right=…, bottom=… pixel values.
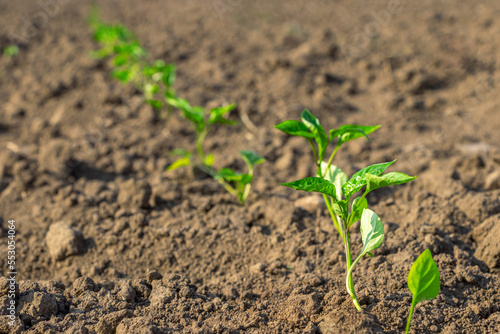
left=276, top=110, right=416, bottom=310
left=166, top=97, right=265, bottom=204
left=215, top=150, right=265, bottom=204
left=406, top=249, right=440, bottom=333
left=88, top=8, right=176, bottom=117
left=3, top=45, right=19, bottom=58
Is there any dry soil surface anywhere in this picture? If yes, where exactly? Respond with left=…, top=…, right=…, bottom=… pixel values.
left=0, top=0, right=500, bottom=333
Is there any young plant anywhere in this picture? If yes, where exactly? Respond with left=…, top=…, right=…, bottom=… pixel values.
left=275, top=110, right=416, bottom=310
left=166, top=96, right=237, bottom=171
left=215, top=150, right=265, bottom=204
left=3, top=45, right=19, bottom=58
left=89, top=8, right=176, bottom=117
left=166, top=97, right=265, bottom=204
left=406, top=249, right=440, bottom=333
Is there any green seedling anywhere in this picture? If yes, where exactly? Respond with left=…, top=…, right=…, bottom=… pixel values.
left=406, top=249, right=440, bottom=334
left=89, top=8, right=176, bottom=117
left=166, top=96, right=237, bottom=170
left=3, top=45, right=19, bottom=58
left=215, top=150, right=265, bottom=204
left=276, top=110, right=416, bottom=310
left=166, top=97, right=264, bottom=204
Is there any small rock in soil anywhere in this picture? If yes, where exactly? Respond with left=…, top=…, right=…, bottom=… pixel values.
left=146, top=268, right=163, bottom=284
left=45, top=222, right=84, bottom=261
left=18, top=291, right=58, bottom=323
left=150, top=284, right=177, bottom=307
left=485, top=170, right=500, bottom=190
left=117, top=179, right=152, bottom=209
left=95, top=309, right=133, bottom=334
left=116, top=317, right=156, bottom=334
left=475, top=220, right=500, bottom=268
left=472, top=215, right=498, bottom=243
left=71, top=276, right=96, bottom=297
left=250, top=262, right=268, bottom=274
left=38, top=138, right=74, bottom=177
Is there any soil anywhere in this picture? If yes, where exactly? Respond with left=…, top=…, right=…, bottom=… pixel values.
left=1, top=0, right=500, bottom=333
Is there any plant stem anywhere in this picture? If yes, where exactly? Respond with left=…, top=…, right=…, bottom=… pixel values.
left=322, top=194, right=344, bottom=241
left=217, top=178, right=238, bottom=197
left=345, top=233, right=362, bottom=311
left=325, top=144, right=340, bottom=175
left=240, top=168, right=254, bottom=205
left=196, top=128, right=208, bottom=164
left=405, top=297, right=418, bottom=334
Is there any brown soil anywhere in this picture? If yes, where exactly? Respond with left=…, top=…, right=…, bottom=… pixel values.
left=1, top=0, right=500, bottom=333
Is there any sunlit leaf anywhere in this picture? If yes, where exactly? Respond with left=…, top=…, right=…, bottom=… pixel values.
left=342, top=160, right=396, bottom=199
left=408, top=249, right=440, bottom=303
left=359, top=209, right=384, bottom=257
left=301, top=110, right=329, bottom=160
left=365, top=172, right=416, bottom=194
left=282, top=177, right=337, bottom=199
left=321, top=162, right=347, bottom=201
left=241, top=150, right=265, bottom=169
left=215, top=168, right=252, bottom=184
left=166, top=157, right=191, bottom=171
left=330, top=125, right=381, bottom=143
left=349, top=196, right=367, bottom=228
left=406, top=249, right=440, bottom=334
left=274, top=120, right=315, bottom=139
left=209, top=104, right=237, bottom=124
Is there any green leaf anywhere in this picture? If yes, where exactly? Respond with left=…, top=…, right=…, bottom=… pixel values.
left=3, top=45, right=20, bottom=57
left=146, top=99, right=162, bottom=110
left=333, top=200, right=348, bottom=221
left=112, top=69, right=133, bottom=83
left=301, top=110, right=329, bottom=160
left=359, top=209, right=384, bottom=257
left=406, top=249, right=440, bottom=333
left=144, top=83, right=159, bottom=96
left=274, top=120, right=315, bottom=139
left=162, top=64, right=176, bottom=87
left=209, top=104, right=237, bottom=124
left=342, top=160, right=396, bottom=199
left=408, top=249, right=440, bottom=303
left=330, top=125, right=381, bottom=143
left=349, top=196, right=368, bottom=228
left=321, top=162, right=347, bottom=201
left=281, top=177, right=337, bottom=199
left=113, top=53, right=129, bottom=66
left=167, top=97, right=204, bottom=126
left=204, top=154, right=215, bottom=166
left=215, top=169, right=252, bottom=184
left=365, top=172, right=416, bottom=194
left=166, top=157, right=191, bottom=171
left=241, top=150, right=265, bottom=169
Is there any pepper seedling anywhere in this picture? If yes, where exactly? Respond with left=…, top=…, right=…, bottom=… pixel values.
left=406, top=249, right=440, bottom=333
left=276, top=110, right=416, bottom=310
left=89, top=8, right=176, bottom=117
left=215, top=150, right=265, bottom=205
left=167, top=97, right=265, bottom=204
left=3, top=45, right=19, bottom=58
left=166, top=96, right=237, bottom=171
